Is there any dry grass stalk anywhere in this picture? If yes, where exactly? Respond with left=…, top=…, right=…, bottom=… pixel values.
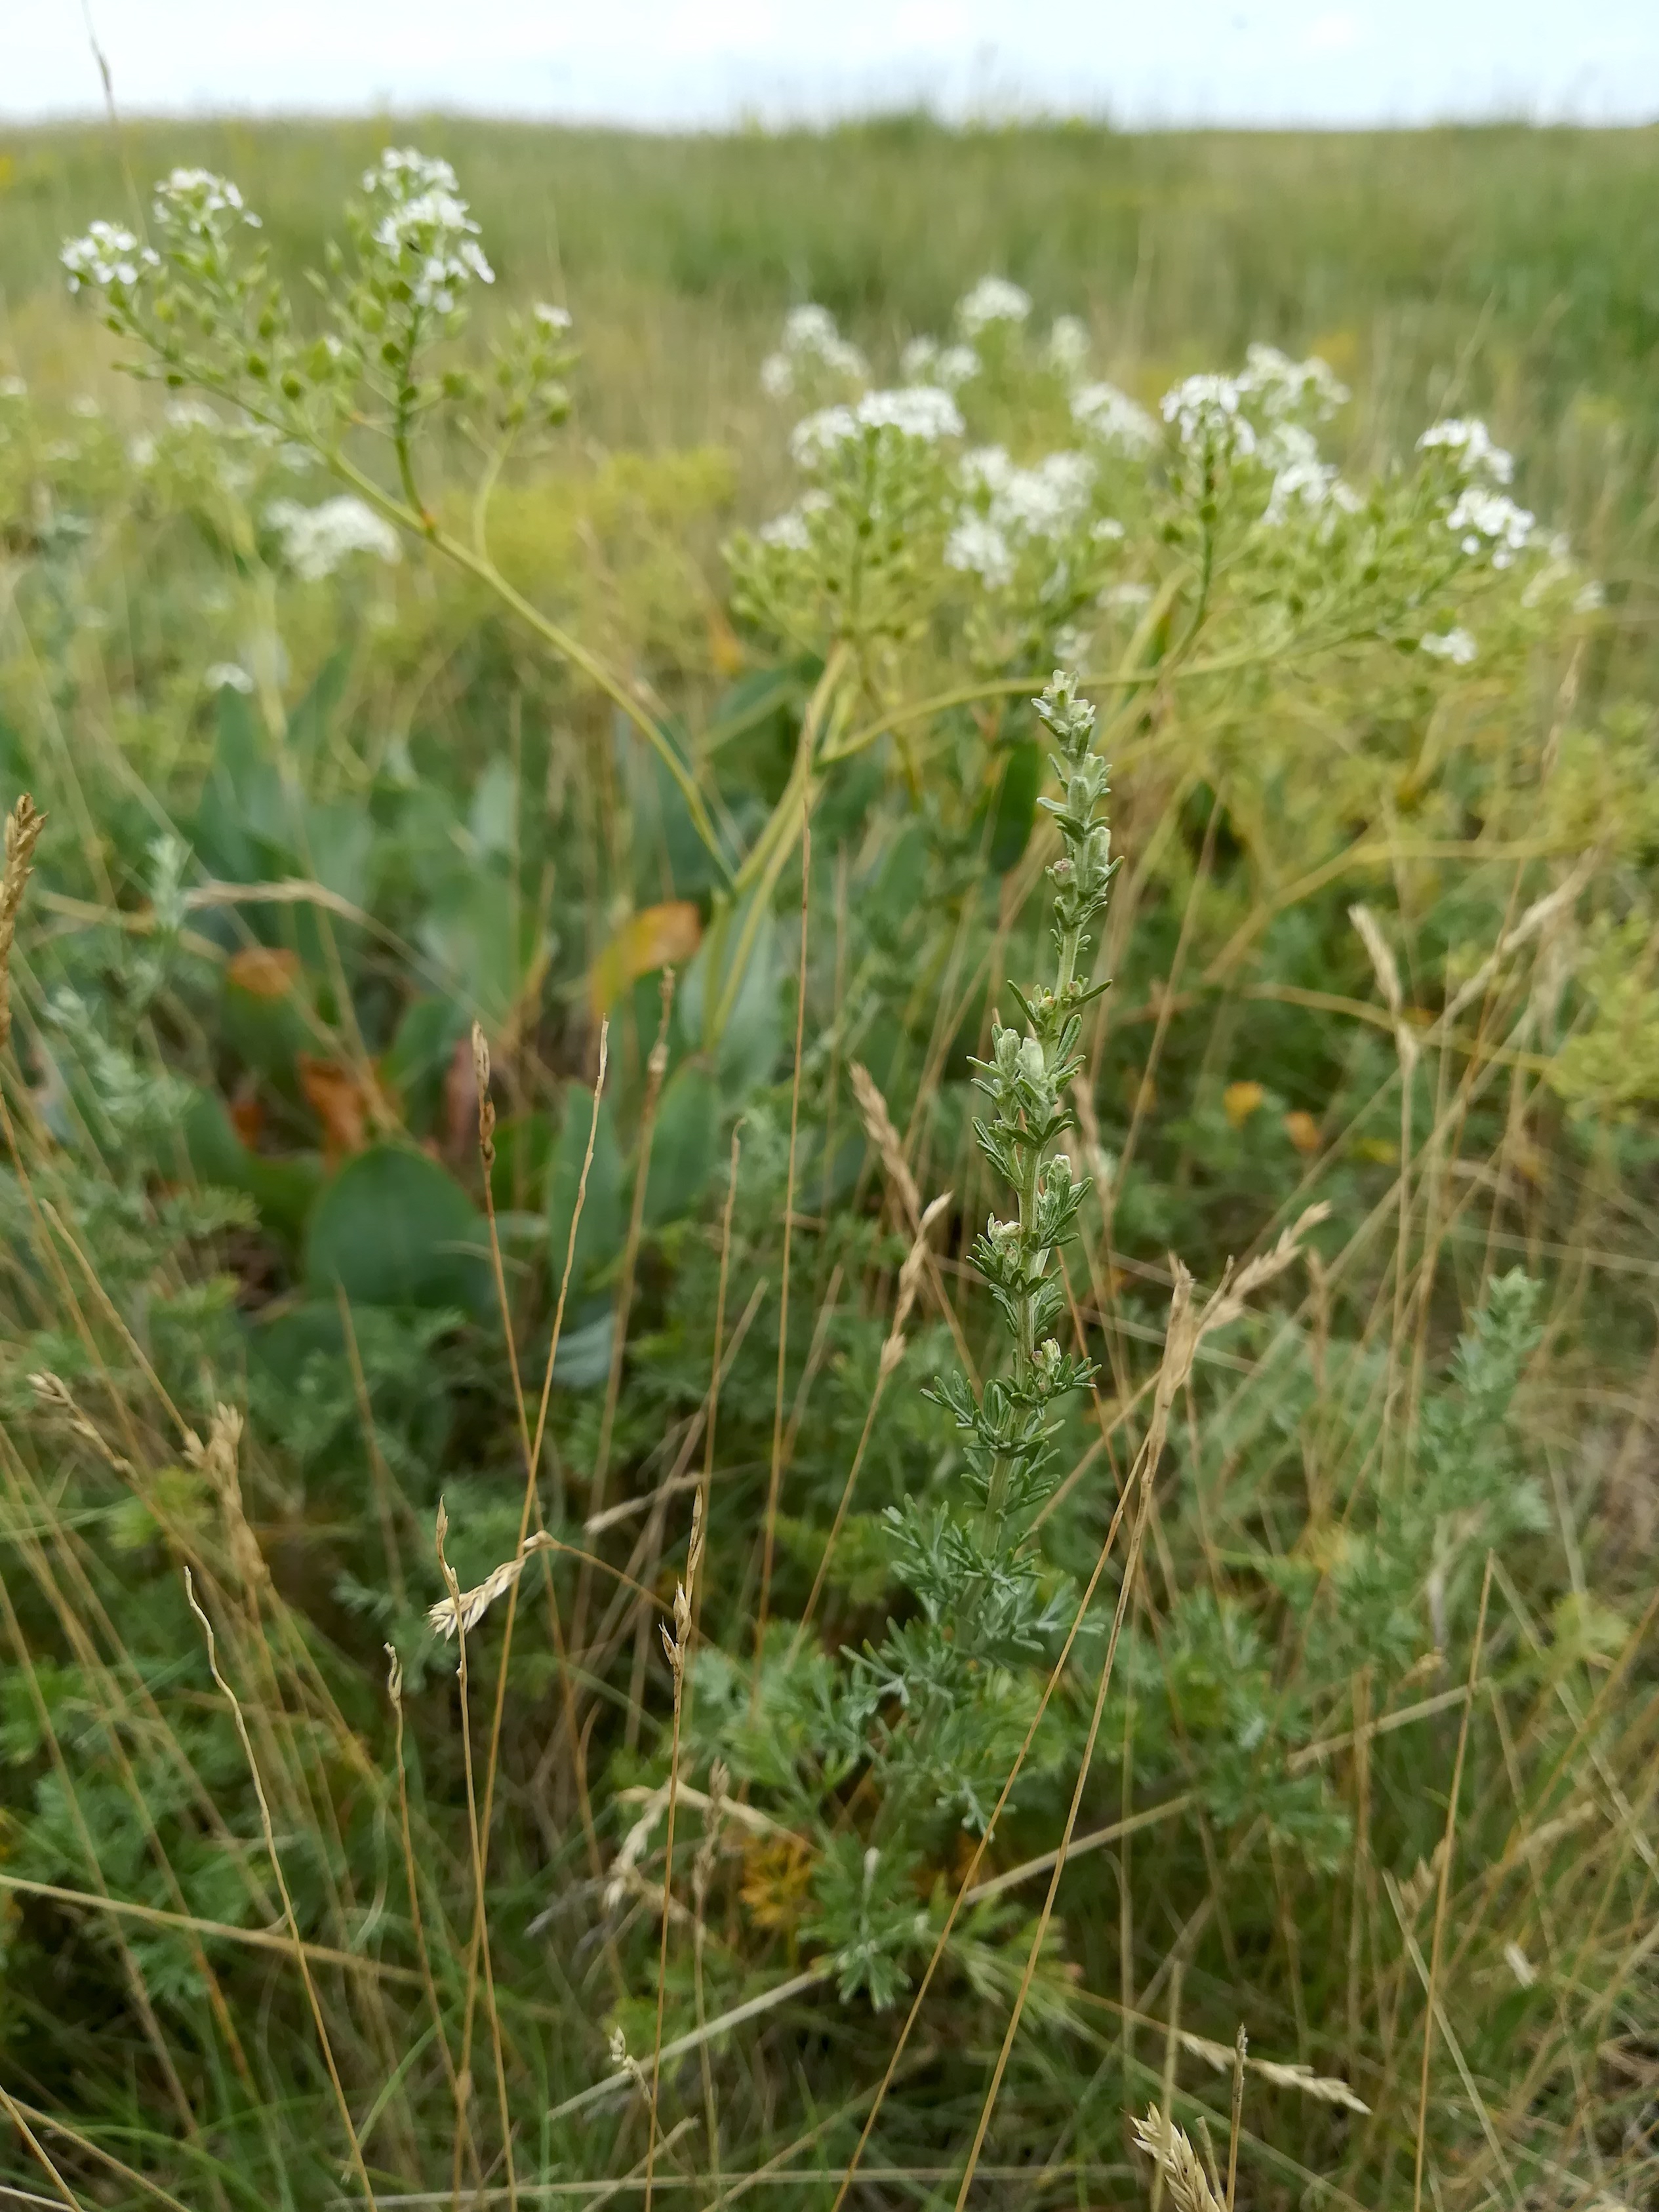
left=0, top=792, right=45, bottom=1058
left=1178, top=2026, right=1369, bottom=2115
left=28, top=1371, right=135, bottom=1478
left=1439, top=855, right=1594, bottom=1029
left=849, top=1058, right=923, bottom=1226
left=1132, top=2106, right=1224, bottom=2212
left=471, top=1020, right=496, bottom=1171
left=184, top=1403, right=267, bottom=1592
left=1350, top=901, right=1419, bottom=1079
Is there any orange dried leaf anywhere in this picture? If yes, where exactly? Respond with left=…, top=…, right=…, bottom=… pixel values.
left=1223, top=1079, right=1266, bottom=1129
left=589, top=900, right=702, bottom=1017
left=298, top=1053, right=372, bottom=1166
left=228, top=1083, right=264, bottom=1150
left=1283, top=1109, right=1322, bottom=1156
left=227, top=946, right=301, bottom=999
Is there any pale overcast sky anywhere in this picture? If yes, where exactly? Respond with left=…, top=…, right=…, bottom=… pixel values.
left=7, top=0, right=1659, bottom=128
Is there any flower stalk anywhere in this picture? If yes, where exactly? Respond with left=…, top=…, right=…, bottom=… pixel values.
left=929, top=670, right=1118, bottom=1557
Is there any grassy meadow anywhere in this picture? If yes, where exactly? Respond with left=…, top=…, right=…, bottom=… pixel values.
left=0, top=114, right=1655, bottom=2211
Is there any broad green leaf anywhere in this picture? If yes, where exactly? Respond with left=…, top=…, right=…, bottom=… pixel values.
left=306, top=1144, right=490, bottom=1314
left=643, top=1062, right=719, bottom=1228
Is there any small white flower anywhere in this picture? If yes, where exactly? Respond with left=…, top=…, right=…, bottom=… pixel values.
left=900, top=335, right=940, bottom=383
left=69, top=395, right=103, bottom=420
left=1071, top=380, right=1157, bottom=453
left=1161, top=373, right=1258, bottom=457
left=1417, top=417, right=1515, bottom=485
left=1239, top=343, right=1349, bottom=419
left=1047, top=314, right=1091, bottom=382
left=363, top=147, right=460, bottom=197
left=945, top=514, right=1015, bottom=591
left=264, top=494, right=401, bottom=581
left=532, top=301, right=573, bottom=331
left=758, top=303, right=868, bottom=399
left=127, top=433, right=157, bottom=470
left=759, top=510, right=812, bottom=552
left=1573, top=579, right=1607, bottom=614
left=932, top=344, right=980, bottom=391
left=204, top=662, right=255, bottom=693
left=963, top=447, right=1095, bottom=542
left=1419, top=627, right=1478, bottom=666
left=1101, top=579, right=1153, bottom=613
left=165, top=396, right=220, bottom=432
left=364, top=157, right=494, bottom=310
left=956, top=275, right=1032, bottom=338
left=857, top=386, right=963, bottom=440
left=61, top=220, right=161, bottom=293
left=790, top=405, right=858, bottom=466
left=1446, top=485, right=1534, bottom=567
left=0, top=374, right=27, bottom=399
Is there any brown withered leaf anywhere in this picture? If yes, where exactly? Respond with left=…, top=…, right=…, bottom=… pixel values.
left=297, top=1053, right=372, bottom=1166
left=228, top=1079, right=264, bottom=1150
left=227, top=946, right=302, bottom=999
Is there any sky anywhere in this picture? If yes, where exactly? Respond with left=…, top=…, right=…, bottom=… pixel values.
left=7, top=0, right=1659, bottom=129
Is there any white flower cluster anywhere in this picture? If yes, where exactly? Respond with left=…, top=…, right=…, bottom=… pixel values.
left=153, top=167, right=261, bottom=231
left=1420, top=626, right=1478, bottom=665
left=759, top=304, right=868, bottom=399
left=1071, top=380, right=1159, bottom=453
left=946, top=447, right=1100, bottom=591
left=204, top=662, right=256, bottom=693
left=265, top=494, right=401, bottom=581
left=955, top=275, right=1032, bottom=338
left=790, top=385, right=965, bottom=466
left=62, top=220, right=160, bottom=294
left=758, top=488, right=830, bottom=551
left=363, top=148, right=493, bottom=313
left=1046, top=315, right=1091, bottom=384
left=1239, top=342, right=1349, bottom=420
left=1417, top=416, right=1514, bottom=484
left=1446, top=483, right=1536, bottom=567
left=1161, top=372, right=1258, bottom=457
left=901, top=336, right=980, bottom=390
left=1261, top=420, right=1361, bottom=526
left=533, top=301, right=573, bottom=332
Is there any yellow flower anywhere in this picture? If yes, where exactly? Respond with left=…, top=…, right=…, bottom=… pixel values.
left=1223, top=1079, right=1266, bottom=1128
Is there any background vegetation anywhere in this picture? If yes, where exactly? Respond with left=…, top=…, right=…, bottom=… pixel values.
left=0, top=113, right=1655, bottom=2212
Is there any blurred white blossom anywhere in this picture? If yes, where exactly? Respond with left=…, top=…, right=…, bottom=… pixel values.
left=62, top=221, right=159, bottom=292
left=1420, top=626, right=1478, bottom=664
left=962, top=446, right=1095, bottom=539
left=265, top=494, right=401, bottom=580
left=945, top=513, right=1015, bottom=591
left=1447, top=485, right=1534, bottom=567
left=1161, top=373, right=1258, bottom=456
left=363, top=148, right=493, bottom=312
left=1046, top=315, right=1091, bottom=382
left=204, top=662, right=256, bottom=693
left=1071, top=380, right=1158, bottom=452
left=1418, top=417, right=1515, bottom=485
left=791, top=386, right=964, bottom=464
left=1239, top=343, right=1349, bottom=419
left=154, top=168, right=260, bottom=228
left=759, top=304, right=868, bottom=399
left=955, top=276, right=1032, bottom=337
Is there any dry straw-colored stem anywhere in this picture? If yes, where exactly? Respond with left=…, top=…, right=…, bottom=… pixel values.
left=0, top=792, right=45, bottom=1058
